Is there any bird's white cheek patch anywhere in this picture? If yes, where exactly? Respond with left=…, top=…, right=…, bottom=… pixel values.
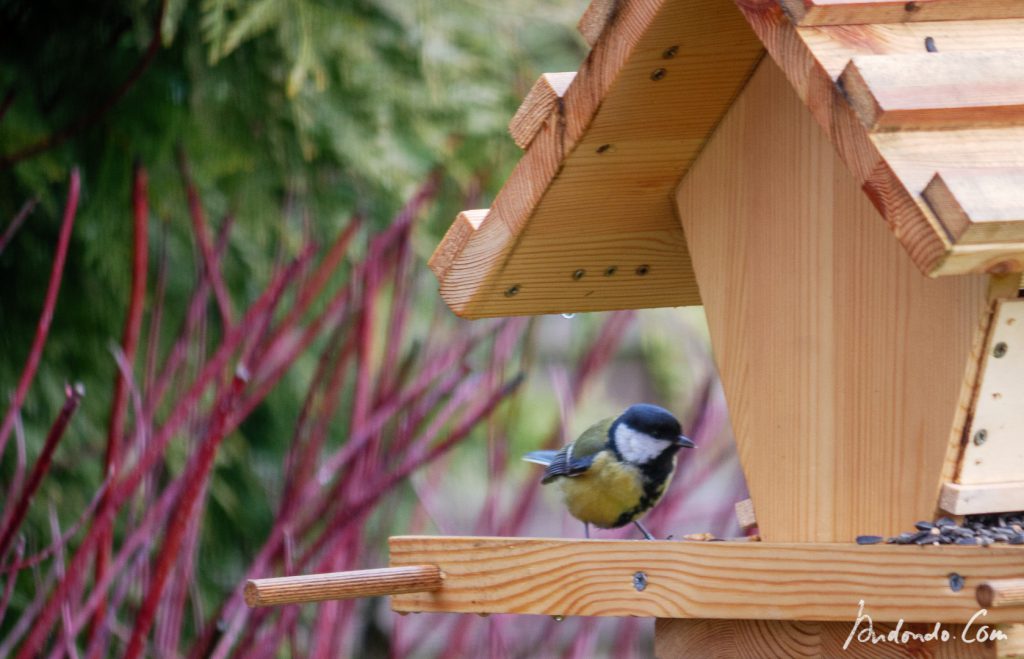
left=614, top=425, right=671, bottom=464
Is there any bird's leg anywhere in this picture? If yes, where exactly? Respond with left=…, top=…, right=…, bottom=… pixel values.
left=584, top=522, right=591, bottom=539
left=634, top=520, right=654, bottom=540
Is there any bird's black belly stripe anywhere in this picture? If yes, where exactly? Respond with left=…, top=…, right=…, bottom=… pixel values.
left=610, top=456, right=675, bottom=528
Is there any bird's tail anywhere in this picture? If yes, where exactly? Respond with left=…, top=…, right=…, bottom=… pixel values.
left=522, top=450, right=558, bottom=466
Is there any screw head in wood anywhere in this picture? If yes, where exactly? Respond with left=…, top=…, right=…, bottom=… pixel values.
left=504, top=284, right=520, bottom=297
left=633, top=571, right=648, bottom=592
left=604, top=266, right=617, bottom=276
left=650, top=68, right=667, bottom=81
left=572, top=269, right=586, bottom=281
left=973, top=429, right=988, bottom=446
left=662, top=45, right=679, bottom=59
left=948, top=573, right=964, bottom=593
left=596, top=144, right=613, bottom=154
left=994, top=342, right=1008, bottom=358
left=635, top=265, right=650, bottom=276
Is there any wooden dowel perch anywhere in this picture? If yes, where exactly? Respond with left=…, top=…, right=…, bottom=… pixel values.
left=244, top=565, right=442, bottom=607
left=977, top=579, right=1024, bottom=609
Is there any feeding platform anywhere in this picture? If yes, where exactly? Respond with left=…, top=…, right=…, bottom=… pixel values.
left=248, top=0, right=1024, bottom=655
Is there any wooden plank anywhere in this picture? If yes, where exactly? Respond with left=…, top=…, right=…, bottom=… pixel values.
left=924, top=171, right=1024, bottom=244
left=780, top=0, right=1024, bottom=26
left=508, top=72, right=576, bottom=149
left=839, top=51, right=1024, bottom=131
left=800, top=20, right=1024, bottom=81
left=655, top=619, right=997, bottom=658
left=390, top=536, right=1024, bottom=622
left=957, top=298, right=1024, bottom=485
left=578, top=0, right=619, bottom=46
left=869, top=127, right=1024, bottom=271
left=432, top=0, right=763, bottom=318
left=941, top=482, right=1024, bottom=515
left=675, top=58, right=989, bottom=542
left=739, top=1, right=1024, bottom=276
left=427, top=209, right=487, bottom=281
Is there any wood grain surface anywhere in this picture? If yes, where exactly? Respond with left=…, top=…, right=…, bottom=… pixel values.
left=941, top=482, right=1024, bottom=515
left=432, top=0, right=764, bottom=317
left=508, top=72, right=576, bottom=149
left=739, top=0, right=1024, bottom=275
left=390, top=536, right=1024, bottom=623
left=655, top=618, right=999, bottom=658
left=924, top=172, right=1024, bottom=245
left=956, top=299, right=1024, bottom=485
left=675, top=57, right=989, bottom=542
left=245, top=565, right=442, bottom=607
left=839, top=51, right=1024, bottom=131
left=780, top=0, right=1024, bottom=26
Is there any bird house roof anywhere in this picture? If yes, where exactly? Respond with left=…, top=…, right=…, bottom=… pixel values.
left=429, top=0, right=1024, bottom=319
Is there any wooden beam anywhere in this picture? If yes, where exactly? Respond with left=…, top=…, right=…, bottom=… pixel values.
left=924, top=171, right=1024, bottom=245
left=675, top=57, right=989, bottom=542
left=780, top=0, right=1024, bottom=26
left=390, top=536, right=1024, bottom=623
left=839, top=51, right=1024, bottom=131
left=941, top=482, right=1024, bottom=515
left=427, top=209, right=487, bottom=281
left=655, top=619, right=997, bottom=658
left=508, top=72, right=576, bottom=149
left=432, top=0, right=763, bottom=318
left=799, top=19, right=1024, bottom=81
left=578, top=0, right=619, bottom=46
left=738, top=1, right=1024, bottom=276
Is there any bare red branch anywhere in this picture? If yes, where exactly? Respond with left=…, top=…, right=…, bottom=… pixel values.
left=177, top=148, right=235, bottom=328
left=0, top=168, right=80, bottom=463
left=90, top=162, right=150, bottom=650
left=0, top=197, right=37, bottom=256
left=0, top=383, right=85, bottom=561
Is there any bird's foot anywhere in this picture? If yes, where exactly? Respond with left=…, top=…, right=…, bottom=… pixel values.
left=634, top=520, right=655, bottom=540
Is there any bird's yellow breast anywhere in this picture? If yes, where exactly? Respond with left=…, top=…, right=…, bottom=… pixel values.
left=557, top=451, right=649, bottom=529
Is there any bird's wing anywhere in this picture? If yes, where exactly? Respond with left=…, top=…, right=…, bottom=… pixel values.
left=539, top=417, right=614, bottom=484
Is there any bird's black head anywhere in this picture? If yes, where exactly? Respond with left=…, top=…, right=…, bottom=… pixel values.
left=609, top=404, right=694, bottom=465
left=620, top=404, right=683, bottom=440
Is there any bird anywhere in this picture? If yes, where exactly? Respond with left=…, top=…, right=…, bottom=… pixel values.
left=523, top=403, right=694, bottom=540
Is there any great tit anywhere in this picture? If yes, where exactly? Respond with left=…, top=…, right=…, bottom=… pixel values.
left=523, top=403, right=694, bottom=539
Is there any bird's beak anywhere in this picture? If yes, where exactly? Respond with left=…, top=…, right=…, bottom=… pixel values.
left=677, top=435, right=695, bottom=449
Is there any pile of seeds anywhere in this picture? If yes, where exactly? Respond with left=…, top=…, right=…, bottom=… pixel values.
left=856, top=513, right=1024, bottom=546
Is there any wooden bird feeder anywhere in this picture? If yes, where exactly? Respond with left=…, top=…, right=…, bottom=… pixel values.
left=248, top=0, right=1024, bottom=655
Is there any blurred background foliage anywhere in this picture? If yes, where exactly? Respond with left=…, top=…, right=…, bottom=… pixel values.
left=0, top=0, right=745, bottom=655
